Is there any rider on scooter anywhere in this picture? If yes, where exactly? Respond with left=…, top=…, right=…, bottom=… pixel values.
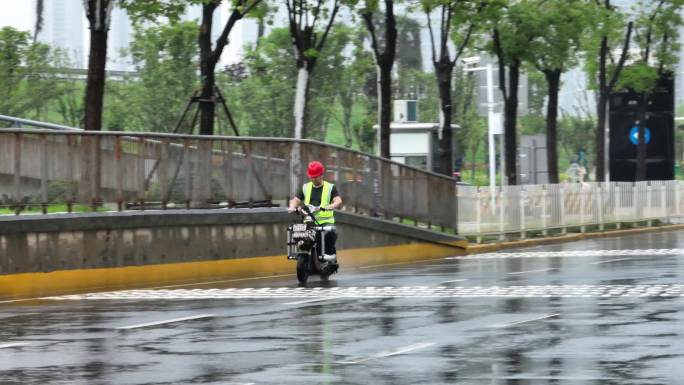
left=288, top=161, right=343, bottom=263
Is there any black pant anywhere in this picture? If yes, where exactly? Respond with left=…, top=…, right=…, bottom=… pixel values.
left=316, top=230, right=337, bottom=256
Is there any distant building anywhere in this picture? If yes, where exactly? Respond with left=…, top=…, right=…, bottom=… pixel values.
left=108, top=7, right=132, bottom=71
left=36, top=0, right=84, bottom=68
left=33, top=1, right=228, bottom=71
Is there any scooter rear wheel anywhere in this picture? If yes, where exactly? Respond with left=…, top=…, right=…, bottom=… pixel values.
left=296, top=254, right=309, bottom=284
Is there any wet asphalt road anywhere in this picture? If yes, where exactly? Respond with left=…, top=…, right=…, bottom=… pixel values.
left=2, top=231, right=684, bottom=385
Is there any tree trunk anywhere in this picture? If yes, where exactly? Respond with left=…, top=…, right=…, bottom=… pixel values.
left=198, top=4, right=217, bottom=136
left=435, top=60, right=454, bottom=176
left=81, top=0, right=112, bottom=205
left=293, top=66, right=311, bottom=139
left=504, top=60, right=520, bottom=185
left=544, top=69, right=561, bottom=184
left=83, top=17, right=108, bottom=131
left=363, top=0, right=396, bottom=159
left=378, top=63, right=392, bottom=158
left=341, top=92, right=353, bottom=147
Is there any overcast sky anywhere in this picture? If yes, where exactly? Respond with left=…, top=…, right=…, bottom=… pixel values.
left=0, top=1, right=33, bottom=32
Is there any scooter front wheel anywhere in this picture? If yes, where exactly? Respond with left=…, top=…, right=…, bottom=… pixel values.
left=296, top=254, right=309, bottom=284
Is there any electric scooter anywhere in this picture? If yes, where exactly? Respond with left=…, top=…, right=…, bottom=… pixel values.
left=287, top=205, right=339, bottom=284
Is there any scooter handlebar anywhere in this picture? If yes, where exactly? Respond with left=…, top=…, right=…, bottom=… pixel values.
left=287, top=205, right=332, bottom=215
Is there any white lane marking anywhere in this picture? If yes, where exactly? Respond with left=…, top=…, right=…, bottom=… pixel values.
left=590, top=258, right=633, bottom=265
left=116, top=314, right=215, bottom=330
left=337, top=342, right=435, bottom=364
left=284, top=297, right=337, bottom=305
left=490, top=313, right=559, bottom=328
left=358, top=258, right=443, bottom=269
left=447, top=249, right=683, bottom=260
left=377, top=342, right=435, bottom=358
left=441, top=279, right=469, bottom=284
left=149, top=274, right=294, bottom=289
left=0, top=313, right=39, bottom=320
left=507, top=268, right=557, bottom=275
left=46, top=284, right=684, bottom=300
left=0, top=342, right=30, bottom=349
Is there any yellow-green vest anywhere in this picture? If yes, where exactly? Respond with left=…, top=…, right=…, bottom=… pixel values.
left=303, top=181, right=335, bottom=224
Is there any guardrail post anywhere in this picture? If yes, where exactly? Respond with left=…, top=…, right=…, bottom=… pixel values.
left=519, top=188, right=526, bottom=239
left=159, top=138, right=170, bottom=209
left=138, top=137, right=146, bottom=209
left=453, top=182, right=459, bottom=235
left=597, top=183, right=604, bottom=231
left=498, top=187, right=505, bottom=240
left=541, top=187, right=548, bottom=236
left=614, top=184, right=621, bottom=229
left=184, top=139, right=192, bottom=209
left=633, top=182, right=639, bottom=227
left=13, top=133, right=22, bottom=213
left=580, top=184, right=586, bottom=233
left=647, top=184, right=653, bottom=227
left=560, top=184, right=566, bottom=234
left=66, top=135, right=75, bottom=213
left=116, top=136, right=123, bottom=210
left=91, top=135, right=102, bottom=211
left=662, top=183, right=668, bottom=223
left=475, top=188, right=482, bottom=243
left=40, top=134, right=48, bottom=214
left=675, top=181, right=681, bottom=218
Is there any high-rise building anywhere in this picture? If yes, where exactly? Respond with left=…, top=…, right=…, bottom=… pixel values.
left=35, top=0, right=84, bottom=68
left=108, top=7, right=132, bottom=71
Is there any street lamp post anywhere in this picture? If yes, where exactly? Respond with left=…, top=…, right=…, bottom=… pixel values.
left=463, top=58, right=498, bottom=202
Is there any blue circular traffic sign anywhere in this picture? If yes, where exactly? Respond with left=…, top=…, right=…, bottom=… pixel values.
left=629, top=126, right=651, bottom=145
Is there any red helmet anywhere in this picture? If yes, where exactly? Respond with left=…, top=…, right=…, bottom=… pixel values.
left=307, top=161, right=325, bottom=178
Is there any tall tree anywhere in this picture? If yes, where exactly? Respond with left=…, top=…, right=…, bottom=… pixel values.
left=583, top=0, right=633, bottom=181
left=358, top=0, right=397, bottom=158
left=225, top=26, right=352, bottom=139
left=197, top=0, right=262, bottom=135
left=83, top=0, right=114, bottom=132
left=395, top=15, right=423, bottom=73
left=334, top=26, right=374, bottom=148
left=452, top=66, right=484, bottom=182
left=124, top=0, right=264, bottom=135
left=106, top=21, right=199, bottom=133
left=486, top=0, right=537, bottom=185
left=0, top=27, right=64, bottom=122
left=527, top=0, right=589, bottom=183
left=617, top=0, right=683, bottom=180
left=422, top=0, right=476, bottom=176
left=286, top=0, right=340, bottom=139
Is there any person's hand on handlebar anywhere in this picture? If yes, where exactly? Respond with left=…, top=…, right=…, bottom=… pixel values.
left=287, top=206, right=298, bottom=214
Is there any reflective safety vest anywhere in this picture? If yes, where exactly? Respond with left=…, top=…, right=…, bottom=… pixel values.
left=303, top=181, right=335, bottom=224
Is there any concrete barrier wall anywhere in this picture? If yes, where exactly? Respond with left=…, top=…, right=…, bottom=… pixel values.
left=0, top=209, right=466, bottom=299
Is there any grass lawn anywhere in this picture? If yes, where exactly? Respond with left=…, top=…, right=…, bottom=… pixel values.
left=0, top=203, right=108, bottom=215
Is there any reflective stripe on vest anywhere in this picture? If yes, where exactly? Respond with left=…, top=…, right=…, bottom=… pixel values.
left=303, top=181, right=335, bottom=224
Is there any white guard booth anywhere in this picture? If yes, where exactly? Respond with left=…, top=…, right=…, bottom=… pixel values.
left=374, top=121, right=459, bottom=173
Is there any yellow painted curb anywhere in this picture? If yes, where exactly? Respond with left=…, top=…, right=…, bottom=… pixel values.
left=0, top=242, right=465, bottom=301
left=465, top=224, right=684, bottom=254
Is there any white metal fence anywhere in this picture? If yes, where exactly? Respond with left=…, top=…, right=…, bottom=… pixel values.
left=457, top=181, right=684, bottom=239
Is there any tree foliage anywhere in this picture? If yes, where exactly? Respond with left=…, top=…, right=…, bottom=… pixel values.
left=105, top=21, right=199, bottom=133
left=0, top=27, right=64, bottom=124
left=226, top=26, right=354, bottom=140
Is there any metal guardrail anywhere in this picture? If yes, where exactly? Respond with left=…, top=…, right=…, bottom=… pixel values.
left=0, top=129, right=459, bottom=232
left=0, top=115, right=82, bottom=131
left=458, top=181, right=684, bottom=240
